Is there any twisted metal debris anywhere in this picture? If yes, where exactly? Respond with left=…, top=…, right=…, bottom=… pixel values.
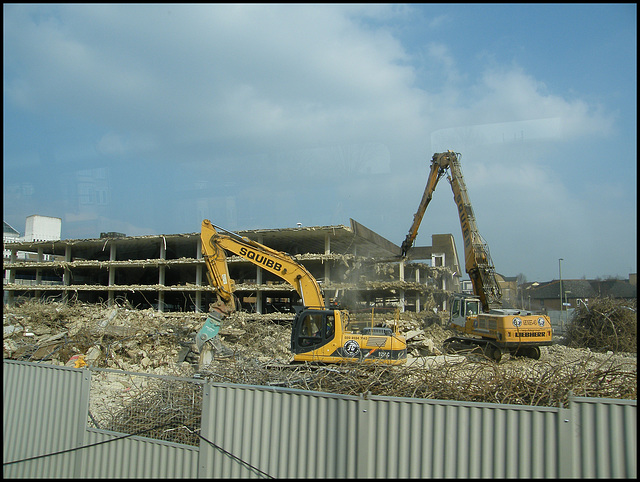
left=3, top=299, right=637, bottom=447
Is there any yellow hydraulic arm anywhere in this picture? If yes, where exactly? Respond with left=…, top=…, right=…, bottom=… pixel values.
left=400, top=153, right=450, bottom=256
left=401, top=151, right=502, bottom=311
left=446, top=152, right=502, bottom=311
left=201, top=219, right=326, bottom=311
left=196, top=219, right=326, bottom=357
left=200, top=224, right=237, bottom=317
left=198, top=219, right=407, bottom=366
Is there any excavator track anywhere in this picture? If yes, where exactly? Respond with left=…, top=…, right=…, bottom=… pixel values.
left=443, top=336, right=542, bottom=361
left=509, top=345, right=541, bottom=360
left=443, top=336, right=504, bottom=362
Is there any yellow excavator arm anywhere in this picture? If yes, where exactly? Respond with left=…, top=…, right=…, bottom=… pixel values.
left=200, top=223, right=237, bottom=316
left=446, top=153, right=502, bottom=311
left=201, top=219, right=325, bottom=310
left=401, top=151, right=502, bottom=311
left=400, top=154, right=449, bottom=257
left=197, top=219, right=407, bottom=366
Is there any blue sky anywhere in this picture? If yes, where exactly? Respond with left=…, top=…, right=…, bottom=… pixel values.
left=3, top=4, right=637, bottom=282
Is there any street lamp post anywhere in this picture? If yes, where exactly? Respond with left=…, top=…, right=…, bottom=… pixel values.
left=558, top=258, right=563, bottom=331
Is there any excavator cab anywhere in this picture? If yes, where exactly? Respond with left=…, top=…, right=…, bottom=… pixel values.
left=290, top=307, right=406, bottom=364
left=450, top=293, right=480, bottom=330
left=291, top=308, right=337, bottom=353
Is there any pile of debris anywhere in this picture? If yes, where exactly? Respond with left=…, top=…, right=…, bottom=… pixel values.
left=196, top=334, right=636, bottom=407
left=564, top=297, right=637, bottom=353
left=98, top=376, right=203, bottom=446
left=3, top=300, right=203, bottom=373
left=3, top=299, right=637, bottom=410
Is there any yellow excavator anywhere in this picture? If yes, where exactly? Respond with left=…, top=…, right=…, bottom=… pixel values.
left=196, top=219, right=407, bottom=367
left=402, top=151, right=552, bottom=361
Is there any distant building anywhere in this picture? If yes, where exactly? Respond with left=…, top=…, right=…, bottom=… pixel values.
left=460, top=275, right=637, bottom=313
left=520, top=277, right=637, bottom=312
left=497, top=274, right=518, bottom=308
left=3, top=217, right=63, bottom=291
left=461, top=279, right=473, bottom=294
left=3, top=222, right=20, bottom=241
left=24, top=215, right=62, bottom=242
left=3, top=221, right=21, bottom=259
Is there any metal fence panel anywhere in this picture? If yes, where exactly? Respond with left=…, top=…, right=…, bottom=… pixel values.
left=199, top=383, right=360, bottom=479
left=79, top=430, right=199, bottom=478
left=360, top=396, right=562, bottom=478
left=3, top=361, right=90, bottom=478
left=3, top=361, right=637, bottom=479
left=571, top=396, right=637, bottom=478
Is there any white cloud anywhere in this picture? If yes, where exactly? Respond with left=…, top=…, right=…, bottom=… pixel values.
left=97, top=133, right=127, bottom=156
left=4, top=4, right=632, bottom=279
left=426, top=14, right=450, bottom=30
left=4, top=4, right=428, bottom=154
left=467, top=68, right=615, bottom=138
left=4, top=5, right=614, bottom=159
left=426, top=43, right=461, bottom=82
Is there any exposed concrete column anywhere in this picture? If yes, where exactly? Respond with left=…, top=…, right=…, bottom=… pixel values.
left=442, top=270, right=448, bottom=312
left=324, top=233, right=331, bottom=284
left=399, top=260, right=405, bottom=312
left=35, top=248, right=43, bottom=300
left=108, top=243, right=116, bottom=307
left=63, top=246, right=72, bottom=304
left=415, top=268, right=421, bottom=312
left=195, top=239, right=203, bottom=313
left=256, top=235, right=264, bottom=314
left=158, top=237, right=166, bottom=313
left=8, top=249, right=17, bottom=282
left=5, top=248, right=17, bottom=305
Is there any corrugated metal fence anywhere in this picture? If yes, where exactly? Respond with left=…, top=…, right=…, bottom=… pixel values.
left=3, top=360, right=636, bottom=478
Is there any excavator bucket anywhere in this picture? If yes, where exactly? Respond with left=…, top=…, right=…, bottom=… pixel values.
left=195, top=312, right=222, bottom=354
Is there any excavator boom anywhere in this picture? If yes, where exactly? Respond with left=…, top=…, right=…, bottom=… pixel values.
left=402, top=151, right=501, bottom=310
left=446, top=153, right=502, bottom=311
left=402, top=151, right=552, bottom=361
left=400, top=156, right=448, bottom=257
left=197, top=219, right=407, bottom=366
left=201, top=220, right=325, bottom=310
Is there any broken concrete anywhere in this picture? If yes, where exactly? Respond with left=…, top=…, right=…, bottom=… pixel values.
left=3, top=221, right=460, bottom=316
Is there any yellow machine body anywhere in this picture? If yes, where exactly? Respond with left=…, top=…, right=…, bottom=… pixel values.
left=199, top=220, right=407, bottom=366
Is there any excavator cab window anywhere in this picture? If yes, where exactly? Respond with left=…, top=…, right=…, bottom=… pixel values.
left=465, top=300, right=480, bottom=316
left=302, top=313, right=323, bottom=338
left=292, top=309, right=336, bottom=352
left=452, top=298, right=461, bottom=318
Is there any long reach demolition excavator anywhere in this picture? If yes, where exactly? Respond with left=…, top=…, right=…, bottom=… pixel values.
left=195, top=219, right=407, bottom=368
left=401, top=151, right=552, bottom=361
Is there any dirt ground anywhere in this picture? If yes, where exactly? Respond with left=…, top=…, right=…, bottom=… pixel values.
left=3, top=299, right=637, bottom=408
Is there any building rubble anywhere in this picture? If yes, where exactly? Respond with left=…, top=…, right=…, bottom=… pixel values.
left=3, top=300, right=636, bottom=407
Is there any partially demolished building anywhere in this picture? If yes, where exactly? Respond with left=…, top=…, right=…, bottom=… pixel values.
left=3, top=219, right=461, bottom=314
